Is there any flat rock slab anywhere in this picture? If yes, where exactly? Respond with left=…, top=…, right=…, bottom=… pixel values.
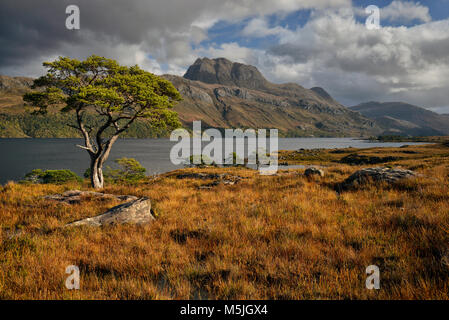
left=65, top=197, right=154, bottom=227
left=44, top=190, right=138, bottom=204
left=342, top=167, right=416, bottom=188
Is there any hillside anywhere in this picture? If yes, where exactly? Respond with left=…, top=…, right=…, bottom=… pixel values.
left=0, top=58, right=381, bottom=137
left=351, top=102, right=449, bottom=136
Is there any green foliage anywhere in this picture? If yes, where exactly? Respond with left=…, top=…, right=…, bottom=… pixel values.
left=23, top=169, right=82, bottom=184
left=23, top=169, right=45, bottom=184
left=23, top=55, right=182, bottom=134
left=84, top=158, right=147, bottom=183
left=107, top=158, right=146, bottom=183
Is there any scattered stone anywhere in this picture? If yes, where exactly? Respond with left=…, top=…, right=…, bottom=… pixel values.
left=44, top=190, right=138, bottom=204
left=342, top=167, right=416, bottom=188
left=175, top=172, right=243, bottom=188
left=65, top=197, right=154, bottom=227
left=304, top=167, right=325, bottom=178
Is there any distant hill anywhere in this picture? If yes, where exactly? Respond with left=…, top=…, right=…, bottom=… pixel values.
left=1, top=57, right=382, bottom=137
left=350, top=102, right=449, bottom=136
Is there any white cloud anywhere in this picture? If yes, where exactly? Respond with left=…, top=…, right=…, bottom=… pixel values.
left=382, top=0, right=431, bottom=23
left=241, top=18, right=289, bottom=38
left=200, top=42, right=258, bottom=63
left=239, top=8, right=449, bottom=107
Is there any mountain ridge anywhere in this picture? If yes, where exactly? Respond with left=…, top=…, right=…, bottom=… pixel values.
left=165, top=57, right=379, bottom=137
left=351, top=101, right=449, bottom=136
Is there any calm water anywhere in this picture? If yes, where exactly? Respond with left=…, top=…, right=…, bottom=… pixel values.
left=0, top=138, right=428, bottom=184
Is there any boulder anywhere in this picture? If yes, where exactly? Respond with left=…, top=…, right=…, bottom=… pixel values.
left=342, top=167, right=416, bottom=188
left=65, top=197, right=154, bottom=227
left=304, top=167, right=325, bottom=178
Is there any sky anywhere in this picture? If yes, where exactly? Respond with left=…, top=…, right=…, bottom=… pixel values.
left=1, top=0, right=449, bottom=112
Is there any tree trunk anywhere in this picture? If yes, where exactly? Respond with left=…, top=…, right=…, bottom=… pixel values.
left=89, top=136, right=118, bottom=189
left=90, top=158, right=104, bottom=189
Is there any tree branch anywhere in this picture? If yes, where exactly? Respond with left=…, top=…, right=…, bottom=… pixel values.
left=75, top=108, right=95, bottom=155
left=95, top=113, right=113, bottom=157
left=76, top=144, right=93, bottom=151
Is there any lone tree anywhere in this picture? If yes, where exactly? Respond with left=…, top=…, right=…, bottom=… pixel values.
left=24, top=55, right=181, bottom=189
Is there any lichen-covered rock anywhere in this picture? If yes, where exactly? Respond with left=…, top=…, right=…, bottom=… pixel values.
left=304, top=167, right=325, bottom=178
left=65, top=197, right=154, bottom=227
left=342, top=167, right=416, bottom=188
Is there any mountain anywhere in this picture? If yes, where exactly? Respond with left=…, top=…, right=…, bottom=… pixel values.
left=164, top=57, right=379, bottom=137
left=183, top=57, right=270, bottom=90
left=0, top=58, right=380, bottom=137
left=350, top=101, right=449, bottom=136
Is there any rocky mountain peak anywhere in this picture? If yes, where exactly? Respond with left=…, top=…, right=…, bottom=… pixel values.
left=310, top=87, right=334, bottom=102
left=183, top=57, right=269, bottom=90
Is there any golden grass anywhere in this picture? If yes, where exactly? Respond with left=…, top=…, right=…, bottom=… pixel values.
left=1, top=144, right=449, bottom=299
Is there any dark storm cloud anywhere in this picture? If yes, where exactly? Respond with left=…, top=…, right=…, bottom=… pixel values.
left=0, top=0, right=208, bottom=73
left=0, top=0, right=81, bottom=67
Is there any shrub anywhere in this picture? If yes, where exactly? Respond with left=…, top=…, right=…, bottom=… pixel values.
left=83, top=158, right=147, bottom=184
left=108, top=158, right=146, bottom=183
left=23, top=169, right=45, bottom=184
left=23, top=169, right=82, bottom=184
